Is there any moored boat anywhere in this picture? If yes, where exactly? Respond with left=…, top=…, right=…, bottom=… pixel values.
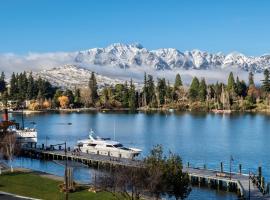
left=76, top=129, right=141, bottom=159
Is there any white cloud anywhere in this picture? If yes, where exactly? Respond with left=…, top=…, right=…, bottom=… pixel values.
left=0, top=52, right=76, bottom=75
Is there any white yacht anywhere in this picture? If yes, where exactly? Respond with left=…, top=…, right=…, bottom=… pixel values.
left=76, top=130, right=141, bottom=159
left=8, top=126, right=37, bottom=147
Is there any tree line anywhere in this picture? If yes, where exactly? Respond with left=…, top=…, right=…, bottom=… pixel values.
left=1, top=70, right=270, bottom=111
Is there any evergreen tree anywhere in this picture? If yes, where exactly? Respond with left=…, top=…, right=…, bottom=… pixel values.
left=143, top=72, right=147, bottom=106
left=27, top=72, right=35, bottom=100
left=0, top=72, right=6, bottom=93
left=74, top=88, right=81, bottom=107
left=240, top=80, right=247, bottom=97
left=227, top=72, right=235, bottom=92
left=248, top=71, right=255, bottom=86
left=199, top=78, right=207, bottom=102
left=9, top=73, right=18, bottom=100
left=128, top=79, right=136, bottom=111
left=53, top=89, right=63, bottom=108
left=147, top=75, right=156, bottom=107
left=189, top=77, right=200, bottom=101
left=261, top=69, right=270, bottom=92
left=166, top=81, right=173, bottom=104
left=235, top=77, right=247, bottom=97
left=122, top=81, right=129, bottom=107
left=88, top=72, right=98, bottom=106
left=63, top=89, right=74, bottom=106
left=157, top=78, right=166, bottom=105
left=174, top=73, right=182, bottom=89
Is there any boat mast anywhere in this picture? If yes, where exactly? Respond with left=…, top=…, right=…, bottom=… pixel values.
left=113, top=120, right=116, bottom=140
left=21, top=106, right=24, bottom=129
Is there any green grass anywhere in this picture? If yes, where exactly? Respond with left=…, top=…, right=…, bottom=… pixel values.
left=0, top=171, right=116, bottom=200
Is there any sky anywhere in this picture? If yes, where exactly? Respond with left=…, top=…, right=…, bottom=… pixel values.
left=1, top=0, right=270, bottom=55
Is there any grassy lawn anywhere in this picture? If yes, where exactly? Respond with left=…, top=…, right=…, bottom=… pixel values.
left=0, top=171, right=116, bottom=200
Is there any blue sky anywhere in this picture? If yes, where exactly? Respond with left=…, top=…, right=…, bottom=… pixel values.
left=1, top=0, right=270, bottom=55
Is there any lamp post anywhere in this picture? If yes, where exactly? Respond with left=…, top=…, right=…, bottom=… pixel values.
left=50, top=142, right=68, bottom=200
left=249, top=170, right=251, bottom=200
left=230, top=155, right=234, bottom=180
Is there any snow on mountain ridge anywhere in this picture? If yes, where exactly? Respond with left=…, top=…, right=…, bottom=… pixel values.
left=74, top=43, right=270, bottom=73
left=32, top=64, right=126, bottom=89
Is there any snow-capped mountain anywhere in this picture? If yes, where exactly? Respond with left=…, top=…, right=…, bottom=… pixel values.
left=74, top=43, right=270, bottom=72
left=27, top=43, right=270, bottom=88
left=32, top=65, right=126, bottom=89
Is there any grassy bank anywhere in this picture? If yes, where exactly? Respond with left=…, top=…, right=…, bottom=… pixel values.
left=0, top=171, right=116, bottom=200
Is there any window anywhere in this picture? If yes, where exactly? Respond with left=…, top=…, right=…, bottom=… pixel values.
left=113, top=144, right=123, bottom=148
left=106, top=145, right=113, bottom=147
left=88, top=144, right=97, bottom=147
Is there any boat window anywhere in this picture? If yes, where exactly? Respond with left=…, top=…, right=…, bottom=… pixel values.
left=88, top=144, right=97, bottom=147
left=106, top=145, right=113, bottom=147
left=113, top=144, right=123, bottom=148
left=120, top=147, right=130, bottom=150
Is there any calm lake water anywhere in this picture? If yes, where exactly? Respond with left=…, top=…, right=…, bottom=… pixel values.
left=9, top=111, right=270, bottom=200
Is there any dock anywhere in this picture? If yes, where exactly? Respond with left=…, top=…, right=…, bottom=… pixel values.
left=21, top=147, right=270, bottom=199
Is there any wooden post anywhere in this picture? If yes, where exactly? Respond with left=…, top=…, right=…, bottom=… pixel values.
left=220, top=162, right=223, bottom=172
left=239, top=164, right=242, bottom=174
left=258, top=166, right=262, bottom=179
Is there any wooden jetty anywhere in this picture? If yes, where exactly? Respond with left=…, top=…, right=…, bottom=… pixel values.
left=21, top=147, right=270, bottom=199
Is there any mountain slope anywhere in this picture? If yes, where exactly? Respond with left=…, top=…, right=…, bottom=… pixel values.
left=32, top=65, right=125, bottom=88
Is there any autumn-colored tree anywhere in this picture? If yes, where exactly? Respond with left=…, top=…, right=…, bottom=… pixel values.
left=58, top=95, right=69, bottom=109
left=43, top=99, right=52, bottom=109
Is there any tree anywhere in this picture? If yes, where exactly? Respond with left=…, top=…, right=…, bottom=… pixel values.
left=199, top=78, right=207, bottom=102
left=63, top=89, right=74, bottom=106
left=53, top=89, right=63, bottom=108
left=122, top=81, right=129, bottom=108
left=261, top=69, right=270, bottom=93
left=27, top=72, right=35, bottom=100
left=0, top=133, right=18, bottom=172
left=248, top=71, right=255, bottom=86
left=143, top=72, right=147, bottom=107
left=129, top=79, right=137, bottom=111
left=165, top=153, right=191, bottom=200
left=9, top=73, right=18, bottom=100
left=235, top=77, right=247, bottom=97
left=174, top=73, right=182, bottom=89
left=88, top=72, right=98, bottom=106
left=166, top=81, right=173, bottom=104
left=157, top=78, right=167, bottom=106
left=144, top=145, right=166, bottom=199
left=189, top=77, right=200, bottom=101
left=227, top=72, right=235, bottom=92
left=74, top=88, right=81, bottom=107
left=58, top=95, right=69, bottom=109
left=0, top=71, right=6, bottom=93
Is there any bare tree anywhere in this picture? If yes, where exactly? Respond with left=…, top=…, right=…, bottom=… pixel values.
left=0, top=133, right=19, bottom=172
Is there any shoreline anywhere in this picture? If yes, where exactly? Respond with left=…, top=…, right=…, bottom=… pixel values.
left=4, top=107, right=270, bottom=115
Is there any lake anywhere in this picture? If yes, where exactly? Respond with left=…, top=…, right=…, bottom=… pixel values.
left=9, top=111, right=270, bottom=200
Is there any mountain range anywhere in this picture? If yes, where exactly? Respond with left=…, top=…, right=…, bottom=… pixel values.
left=73, top=43, right=270, bottom=72
left=27, top=43, right=270, bottom=88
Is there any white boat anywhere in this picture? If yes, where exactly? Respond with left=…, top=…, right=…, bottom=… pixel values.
left=76, top=130, right=141, bottom=159
left=8, top=126, right=37, bottom=147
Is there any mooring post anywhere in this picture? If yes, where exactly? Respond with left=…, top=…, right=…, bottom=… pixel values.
left=239, top=164, right=242, bottom=174
left=261, top=176, right=265, bottom=191
left=258, top=166, right=262, bottom=179
left=220, top=162, right=223, bottom=172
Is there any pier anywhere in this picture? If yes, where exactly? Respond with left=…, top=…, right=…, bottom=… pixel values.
left=21, top=147, right=270, bottom=199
